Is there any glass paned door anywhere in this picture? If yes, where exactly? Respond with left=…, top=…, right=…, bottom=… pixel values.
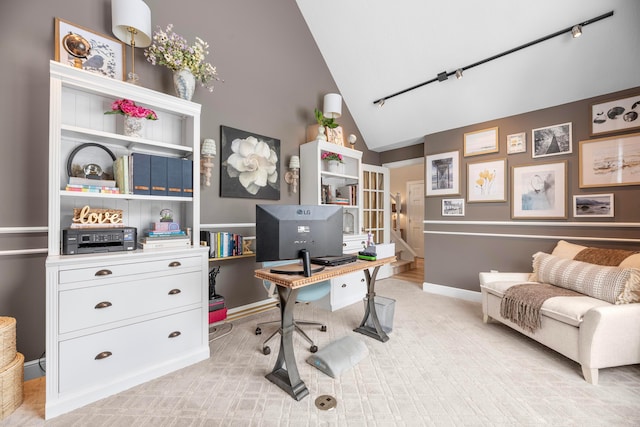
left=362, top=164, right=390, bottom=244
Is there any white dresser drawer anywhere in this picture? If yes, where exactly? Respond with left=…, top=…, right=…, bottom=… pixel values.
left=331, top=271, right=366, bottom=308
left=58, top=308, right=203, bottom=394
left=58, top=255, right=203, bottom=284
left=342, top=234, right=367, bottom=254
left=59, top=270, right=202, bottom=334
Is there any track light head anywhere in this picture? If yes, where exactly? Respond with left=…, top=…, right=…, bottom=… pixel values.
left=455, top=69, right=463, bottom=79
left=571, top=24, right=583, bottom=38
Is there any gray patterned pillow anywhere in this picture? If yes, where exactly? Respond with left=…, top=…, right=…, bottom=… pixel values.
left=531, top=252, right=640, bottom=304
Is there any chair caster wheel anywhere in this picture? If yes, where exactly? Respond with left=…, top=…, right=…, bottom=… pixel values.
left=255, top=327, right=262, bottom=335
left=320, top=325, right=327, bottom=332
left=310, top=345, right=318, bottom=353
left=263, top=346, right=271, bottom=355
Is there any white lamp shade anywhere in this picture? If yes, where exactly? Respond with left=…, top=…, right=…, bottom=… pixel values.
left=112, top=0, right=152, bottom=47
left=289, top=155, right=300, bottom=169
left=201, top=139, right=216, bottom=156
left=323, top=93, right=342, bottom=119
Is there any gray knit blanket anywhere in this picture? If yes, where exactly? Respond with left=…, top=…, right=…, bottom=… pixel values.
left=500, top=283, right=582, bottom=333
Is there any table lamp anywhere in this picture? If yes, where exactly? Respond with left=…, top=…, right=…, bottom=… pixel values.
left=111, top=0, right=152, bottom=84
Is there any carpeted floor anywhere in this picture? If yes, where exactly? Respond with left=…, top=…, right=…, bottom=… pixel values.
left=3, top=278, right=640, bottom=426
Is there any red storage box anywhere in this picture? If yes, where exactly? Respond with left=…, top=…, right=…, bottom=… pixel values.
left=209, top=308, right=227, bottom=324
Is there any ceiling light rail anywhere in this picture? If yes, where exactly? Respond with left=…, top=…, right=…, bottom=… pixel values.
left=373, top=10, right=614, bottom=106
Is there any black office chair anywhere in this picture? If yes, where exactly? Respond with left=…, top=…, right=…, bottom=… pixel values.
left=255, top=261, right=331, bottom=355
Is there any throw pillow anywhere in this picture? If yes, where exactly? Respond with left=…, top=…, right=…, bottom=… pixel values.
left=550, top=240, right=640, bottom=268
left=531, top=252, right=640, bottom=305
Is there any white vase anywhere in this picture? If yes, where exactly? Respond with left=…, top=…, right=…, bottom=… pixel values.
left=327, top=160, right=344, bottom=174
left=173, top=69, right=196, bottom=101
left=123, top=115, right=144, bottom=138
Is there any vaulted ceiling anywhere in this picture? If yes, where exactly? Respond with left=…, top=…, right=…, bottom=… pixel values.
left=296, top=0, right=640, bottom=152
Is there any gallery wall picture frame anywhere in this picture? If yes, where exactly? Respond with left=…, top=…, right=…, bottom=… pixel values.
left=506, top=132, right=526, bottom=154
left=573, top=194, right=614, bottom=218
left=532, top=122, right=572, bottom=158
left=442, top=198, right=465, bottom=216
left=54, top=17, right=125, bottom=81
left=463, top=127, right=499, bottom=157
left=425, top=150, right=460, bottom=197
left=467, top=158, right=506, bottom=203
left=590, top=94, right=640, bottom=136
left=579, top=132, right=640, bottom=188
left=220, top=125, right=281, bottom=200
left=511, top=161, right=567, bottom=219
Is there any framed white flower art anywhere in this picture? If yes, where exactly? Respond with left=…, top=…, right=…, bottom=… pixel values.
left=220, top=126, right=280, bottom=200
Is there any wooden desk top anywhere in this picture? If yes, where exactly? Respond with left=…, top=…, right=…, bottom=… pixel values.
left=254, top=256, right=396, bottom=289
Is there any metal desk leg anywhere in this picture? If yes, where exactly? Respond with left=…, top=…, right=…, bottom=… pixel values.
left=265, top=286, right=310, bottom=401
left=353, top=265, right=389, bottom=342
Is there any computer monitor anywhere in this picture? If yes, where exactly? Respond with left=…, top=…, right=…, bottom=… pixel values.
left=255, top=204, right=343, bottom=277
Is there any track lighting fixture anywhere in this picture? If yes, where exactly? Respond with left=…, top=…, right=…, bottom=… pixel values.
left=571, top=24, right=583, bottom=38
left=373, top=10, right=613, bottom=106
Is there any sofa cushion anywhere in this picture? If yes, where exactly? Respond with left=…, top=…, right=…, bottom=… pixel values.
left=481, top=280, right=610, bottom=326
left=551, top=240, right=640, bottom=268
left=531, top=252, right=640, bottom=304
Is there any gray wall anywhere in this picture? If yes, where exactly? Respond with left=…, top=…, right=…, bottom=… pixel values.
left=422, top=86, right=640, bottom=291
left=0, top=0, right=380, bottom=362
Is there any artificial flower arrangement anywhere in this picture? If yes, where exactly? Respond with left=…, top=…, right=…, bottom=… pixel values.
left=321, top=151, right=343, bottom=163
left=104, top=99, right=158, bottom=120
left=314, top=108, right=339, bottom=129
left=144, top=24, right=221, bottom=92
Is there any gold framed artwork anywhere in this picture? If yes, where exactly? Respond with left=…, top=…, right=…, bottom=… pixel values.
left=54, top=17, right=125, bottom=81
left=579, top=132, right=640, bottom=188
left=511, top=161, right=567, bottom=219
left=442, top=198, right=465, bottom=216
left=590, top=94, right=640, bottom=136
left=573, top=194, right=614, bottom=218
left=506, top=132, right=526, bottom=154
left=463, top=127, right=499, bottom=157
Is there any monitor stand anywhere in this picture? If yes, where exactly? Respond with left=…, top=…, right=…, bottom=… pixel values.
left=269, top=249, right=325, bottom=277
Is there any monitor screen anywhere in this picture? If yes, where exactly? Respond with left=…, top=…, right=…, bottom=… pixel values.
left=255, top=204, right=343, bottom=276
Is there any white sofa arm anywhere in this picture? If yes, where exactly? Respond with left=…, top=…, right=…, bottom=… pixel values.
left=579, top=303, right=640, bottom=370
left=479, top=272, right=531, bottom=286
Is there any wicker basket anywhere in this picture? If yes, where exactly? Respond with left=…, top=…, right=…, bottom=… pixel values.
left=0, top=352, right=23, bottom=420
left=0, top=317, right=16, bottom=368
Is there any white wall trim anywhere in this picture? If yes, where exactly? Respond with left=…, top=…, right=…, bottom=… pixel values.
left=424, top=220, right=640, bottom=228
left=382, top=157, right=424, bottom=169
left=24, top=358, right=46, bottom=381
left=201, top=223, right=256, bottom=229
left=424, top=230, right=640, bottom=244
left=423, top=282, right=482, bottom=303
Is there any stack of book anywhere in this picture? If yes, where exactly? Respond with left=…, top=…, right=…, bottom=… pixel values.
left=200, top=231, right=244, bottom=258
left=65, top=177, right=120, bottom=194
left=114, top=153, right=193, bottom=197
left=139, top=229, right=191, bottom=249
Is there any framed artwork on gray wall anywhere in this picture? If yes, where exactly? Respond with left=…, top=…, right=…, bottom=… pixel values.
left=54, top=17, right=125, bottom=81
left=463, top=127, right=499, bottom=157
left=591, top=94, right=640, bottom=136
left=579, top=132, right=640, bottom=188
left=511, top=161, right=567, bottom=219
left=532, top=122, right=572, bottom=158
left=573, top=194, right=614, bottom=218
left=506, top=132, right=526, bottom=154
left=467, top=158, right=506, bottom=203
left=442, top=198, right=465, bottom=216
left=220, top=126, right=280, bottom=200
left=425, top=150, right=460, bottom=197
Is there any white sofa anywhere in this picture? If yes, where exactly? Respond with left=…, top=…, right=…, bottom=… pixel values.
left=479, top=241, right=640, bottom=385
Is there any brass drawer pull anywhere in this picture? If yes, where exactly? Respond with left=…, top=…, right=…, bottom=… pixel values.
left=168, top=261, right=182, bottom=267
left=168, top=289, right=181, bottom=295
left=168, top=331, right=181, bottom=338
left=94, top=301, right=113, bottom=309
left=95, top=351, right=112, bottom=360
left=95, top=269, right=113, bottom=276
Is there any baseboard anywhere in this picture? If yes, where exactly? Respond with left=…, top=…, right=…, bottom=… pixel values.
left=24, top=357, right=46, bottom=381
left=226, top=298, right=277, bottom=322
left=422, top=282, right=482, bottom=303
